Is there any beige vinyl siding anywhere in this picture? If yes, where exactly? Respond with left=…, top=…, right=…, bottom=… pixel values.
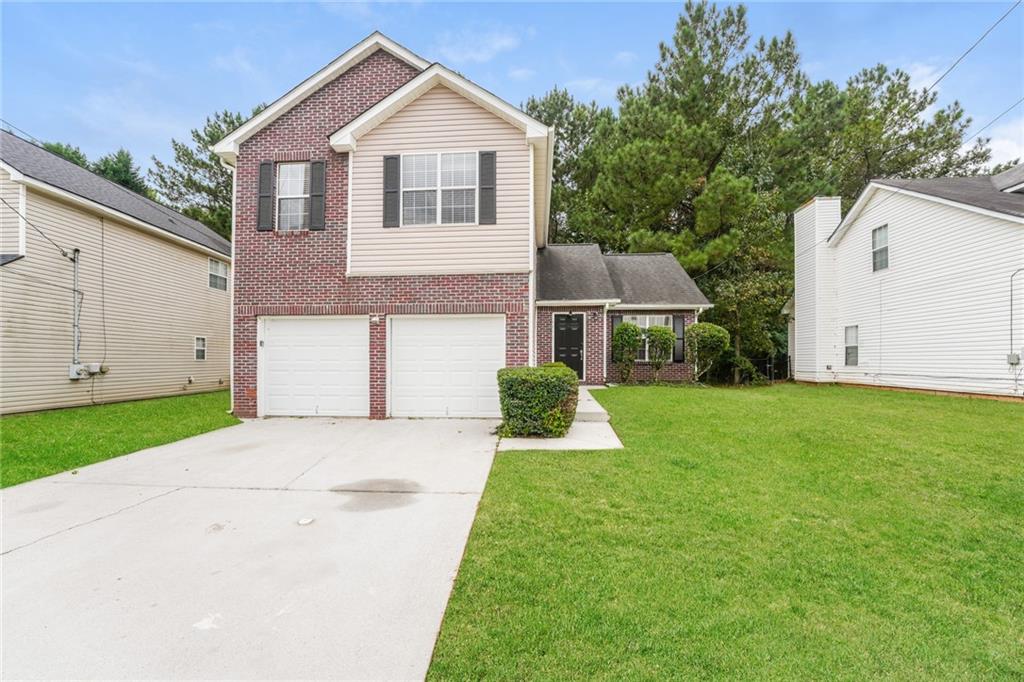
left=349, top=85, right=532, bottom=275
left=0, top=175, right=230, bottom=414
left=1, top=169, right=24, bottom=255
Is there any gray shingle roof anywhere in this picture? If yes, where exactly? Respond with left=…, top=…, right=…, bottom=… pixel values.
left=873, top=168, right=1024, bottom=220
left=993, top=163, right=1024, bottom=192
left=537, top=244, right=710, bottom=307
left=1, top=130, right=231, bottom=256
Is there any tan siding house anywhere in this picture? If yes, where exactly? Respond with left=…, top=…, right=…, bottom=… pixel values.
left=0, top=133, right=232, bottom=414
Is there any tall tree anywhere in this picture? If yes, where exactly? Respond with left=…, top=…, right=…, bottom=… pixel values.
left=43, top=142, right=89, bottom=168
left=91, top=149, right=151, bottom=196
left=150, top=107, right=264, bottom=240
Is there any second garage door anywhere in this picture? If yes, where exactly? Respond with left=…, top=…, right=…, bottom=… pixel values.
left=389, top=315, right=505, bottom=418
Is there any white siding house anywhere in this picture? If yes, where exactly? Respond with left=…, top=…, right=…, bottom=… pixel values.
left=789, top=165, right=1024, bottom=398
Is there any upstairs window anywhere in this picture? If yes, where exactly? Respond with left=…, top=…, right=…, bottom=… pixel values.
left=401, top=152, right=477, bottom=226
left=845, top=326, right=858, bottom=366
left=872, top=225, right=888, bottom=271
left=208, top=259, right=228, bottom=290
left=277, top=162, right=311, bottom=230
left=623, top=314, right=673, bottom=362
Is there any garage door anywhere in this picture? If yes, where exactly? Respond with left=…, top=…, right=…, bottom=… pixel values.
left=389, top=316, right=505, bottom=418
left=260, top=317, right=369, bottom=417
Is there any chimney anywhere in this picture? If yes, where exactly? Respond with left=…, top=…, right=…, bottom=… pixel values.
left=792, top=197, right=841, bottom=382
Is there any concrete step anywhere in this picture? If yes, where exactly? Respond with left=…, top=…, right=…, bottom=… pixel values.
left=575, top=387, right=610, bottom=423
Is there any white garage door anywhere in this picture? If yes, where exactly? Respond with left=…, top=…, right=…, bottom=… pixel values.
left=389, top=316, right=505, bottom=418
left=260, top=316, right=369, bottom=417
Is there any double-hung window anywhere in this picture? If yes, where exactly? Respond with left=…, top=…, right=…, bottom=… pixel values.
left=844, top=326, right=858, bottom=366
left=208, top=259, right=228, bottom=290
left=872, top=225, right=888, bottom=271
left=277, top=162, right=311, bottom=230
left=623, top=314, right=673, bottom=361
left=401, top=152, right=477, bottom=226
left=194, top=336, right=207, bottom=361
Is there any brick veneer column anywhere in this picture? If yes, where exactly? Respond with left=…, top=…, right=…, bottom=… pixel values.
left=369, top=314, right=387, bottom=419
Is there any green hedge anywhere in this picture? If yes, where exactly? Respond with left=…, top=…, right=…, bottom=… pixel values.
left=497, top=364, right=579, bottom=438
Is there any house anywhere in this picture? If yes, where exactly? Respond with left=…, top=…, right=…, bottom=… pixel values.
left=0, top=130, right=232, bottom=414
left=213, top=32, right=710, bottom=419
left=788, top=164, right=1024, bottom=398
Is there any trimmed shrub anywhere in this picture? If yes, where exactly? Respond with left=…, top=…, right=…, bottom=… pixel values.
left=611, top=322, right=644, bottom=384
left=685, top=322, right=730, bottom=382
left=646, top=325, right=676, bottom=382
left=497, top=365, right=579, bottom=438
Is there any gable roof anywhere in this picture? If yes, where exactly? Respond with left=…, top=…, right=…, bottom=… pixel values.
left=993, top=163, right=1024, bottom=192
left=1, top=130, right=231, bottom=257
left=536, top=244, right=711, bottom=308
left=212, top=32, right=429, bottom=165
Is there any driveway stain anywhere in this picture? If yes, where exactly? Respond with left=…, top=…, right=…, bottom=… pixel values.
left=330, top=479, right=423, bottom=512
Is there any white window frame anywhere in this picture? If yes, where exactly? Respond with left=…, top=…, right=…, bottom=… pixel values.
left=623, top=314, right=674, bottom=362
left=194, top=336, right=207, bottom=361
left=844, top=326, right=858, bottom=366
left=399, top=151, right=479, bottom=227
left=872, top=225, right=889, bottom=272
left=275, top=162, right=311, bottom=231
left=208, top=258, right=228, bottom=290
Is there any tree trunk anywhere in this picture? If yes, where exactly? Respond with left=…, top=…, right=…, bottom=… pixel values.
left=733, top=332, right=742, bottom=385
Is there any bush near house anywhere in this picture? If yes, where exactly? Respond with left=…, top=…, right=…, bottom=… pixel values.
left=611, top=322, right=644, bottom=384
left=685, top=322, right=730, bottom=382
left=497, top=364, right=579, bottom=437
left=646, top=325, right=676, bottom=382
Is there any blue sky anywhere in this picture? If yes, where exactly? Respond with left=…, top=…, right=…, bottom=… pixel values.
left=2, top=2, right=1022, bottom=172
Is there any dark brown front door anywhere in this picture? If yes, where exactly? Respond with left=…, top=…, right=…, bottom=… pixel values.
left=554, top=314, right=584, bottom=379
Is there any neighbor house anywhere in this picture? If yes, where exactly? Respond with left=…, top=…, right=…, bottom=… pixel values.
left=213, top=32, right=710, bottom=419
left=788, top=164, right=1024, bottom=398
left=0, top=130, right=232, bottom=414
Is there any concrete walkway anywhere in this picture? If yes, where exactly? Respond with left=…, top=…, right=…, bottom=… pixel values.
left=2, top=418, right=498, bottom=680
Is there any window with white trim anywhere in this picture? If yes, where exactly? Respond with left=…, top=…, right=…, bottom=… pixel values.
left=194, top=336, right=207, bottom=361
left=623, top=314, right=673, bottom=362
left=872, top=225, right=888, bottom=271
left=401, top=152, right=477, bottom=226
left=277, top=162, right=311, bottom=230
left=208, top=259, right=228, bottom=290
left=844, top=326, right=858, bottom=366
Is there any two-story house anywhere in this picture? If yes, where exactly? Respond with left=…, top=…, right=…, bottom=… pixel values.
left=788, top=165, right=1024, bottom=398
left=215, top=33, right=710, bottom=419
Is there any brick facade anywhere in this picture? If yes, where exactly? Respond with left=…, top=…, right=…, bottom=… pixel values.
left=231, top=50, right=530, bottom=418
left=606, top=309, right=698, bottom=383
left=535, top=307, right=606, bottom=384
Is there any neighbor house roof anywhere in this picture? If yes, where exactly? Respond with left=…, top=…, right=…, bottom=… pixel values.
left=993, top=163, right=1024, bottom=192
left=536, top=244, right=711, bottom=308
left=1, top=130, right=231, bottom=257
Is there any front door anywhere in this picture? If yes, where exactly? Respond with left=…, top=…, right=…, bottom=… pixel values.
left=553, top=314, right=584, bottom=380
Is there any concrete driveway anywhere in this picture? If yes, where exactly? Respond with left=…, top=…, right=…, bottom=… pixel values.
left=1, top=418, right=498, bottom=680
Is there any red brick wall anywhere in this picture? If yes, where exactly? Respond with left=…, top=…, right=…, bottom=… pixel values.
left=606, top=310, right=698, bottom=383
left=535, top=307, right=606, bottom=384
left=231, top=50, right=530, bottom=418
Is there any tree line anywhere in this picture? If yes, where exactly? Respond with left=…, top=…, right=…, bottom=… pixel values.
left=42, top=0, right=1011, bottom=379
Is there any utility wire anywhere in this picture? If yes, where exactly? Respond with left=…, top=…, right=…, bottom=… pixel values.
left=923, top=0, right=1021, bottom=94
left=0, top=196, right=73, bottom=259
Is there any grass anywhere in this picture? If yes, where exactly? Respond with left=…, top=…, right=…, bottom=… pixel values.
left=1, top=390, right=239, bottom=487
left=429, top=383, right=1024, bottom=680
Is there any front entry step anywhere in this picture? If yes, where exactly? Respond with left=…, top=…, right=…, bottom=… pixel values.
left=575, top=387, right=610, bottom=423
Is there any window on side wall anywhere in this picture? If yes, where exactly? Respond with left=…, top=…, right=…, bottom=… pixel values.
left=194, top=336, right=207, bottom=361
left=623, top=314, right=673, bottom=362
left=844, top=326, right=858, bottom=366
left=401, top=152, right=477, bottom=226
left=208, top=259, right=228, bottom=290
left=872, top=225, right=888, bottom=271
left=277, top=162, right=311, bottom=230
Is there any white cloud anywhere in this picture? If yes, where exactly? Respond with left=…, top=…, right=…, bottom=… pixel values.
left=508, top=66, right=535, bottom=81
left=566, top=77, right=622, bottom=100
left=903, top=60, right=943, bottom=93
left=71, top=87, right=186, bottom=142
left=435, top=28, right=522, bottom=64
left=212, top=47, right=258, bottom=78
left=612, top=50, right=637, bottom=66
left=984, top=115, right=1024, bottom=166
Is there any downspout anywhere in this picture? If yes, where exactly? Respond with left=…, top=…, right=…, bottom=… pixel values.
left=71, top=248, right=81, bottom=364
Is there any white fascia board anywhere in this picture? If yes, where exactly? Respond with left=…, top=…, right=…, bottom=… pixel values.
left=213, top=32, right=430, bottom=165
left=1, top=165, right=231, bottom=261
left=536, top=299, right=621, bottom=306
left=609, top=303, right=713, bottom=310
left=329, top=64, right=550, bottom=153
left=1003, top=181, right=1024, bottom=193
left=830, top=181, right=1024, bottom=246
left=538, top=127, right=555, bottom=247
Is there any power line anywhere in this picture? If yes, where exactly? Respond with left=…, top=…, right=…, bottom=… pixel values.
left=924, top=1, right=1021, bottom=93
left=0, top=196, right=73, bottom=260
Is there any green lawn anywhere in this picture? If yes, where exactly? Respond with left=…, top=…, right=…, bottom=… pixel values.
left=1, top=391, right=239, bottom=487
left=429, top=384, right=1023, bottom=680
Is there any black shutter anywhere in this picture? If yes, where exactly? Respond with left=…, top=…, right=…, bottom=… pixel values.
left=383, top=155, right=400, bottom=228
left=610, top=315, right=622, bottom=359
left=309, top=161, right=326, bottom=230
left=673, top=316, right=685, bottom=363
left=257, top=162, right=274, bottom=231
left=479, top=151, right=496, bottom=224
